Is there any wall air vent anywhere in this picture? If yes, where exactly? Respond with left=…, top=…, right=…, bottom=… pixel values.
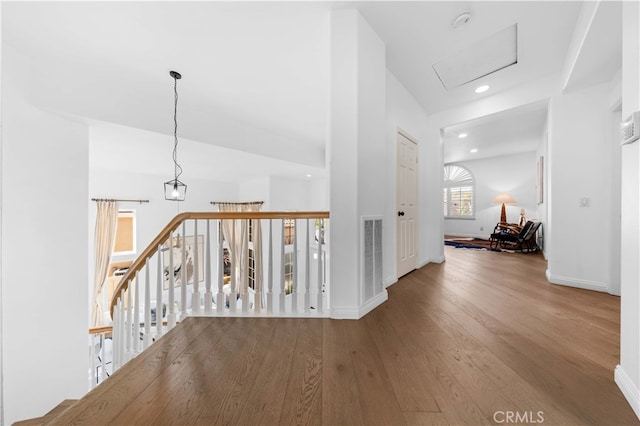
left=433, top=24, right=518, bottom=90
left=362, top=217, right=383, bottom=303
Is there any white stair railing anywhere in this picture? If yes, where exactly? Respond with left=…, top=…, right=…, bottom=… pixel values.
left=95, top=211, right=328, bottom=387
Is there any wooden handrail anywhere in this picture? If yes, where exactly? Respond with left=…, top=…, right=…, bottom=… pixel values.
left=89, top=326, right=113, bottom=335
left=109, top=211, right=329, bottom=318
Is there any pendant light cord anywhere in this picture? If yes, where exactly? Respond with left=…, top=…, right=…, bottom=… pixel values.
left=173, top=75, right=183, bottom=181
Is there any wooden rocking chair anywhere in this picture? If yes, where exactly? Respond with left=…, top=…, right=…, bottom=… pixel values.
left=490, top=220, right=541, bottom=252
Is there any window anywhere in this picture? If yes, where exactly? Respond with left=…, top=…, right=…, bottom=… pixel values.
left=443, top=164, right=474, bottom=218
left=283, top=218, right=296, bottom=294
left=113, top=210, right=136, bottom=255
left=248, top=249, right=256, bottom=290
left=283, top=218, right=295, bottom=245
left=248, top=219, right=255, bottom=289
left=283, top=252, right=294, bottom=294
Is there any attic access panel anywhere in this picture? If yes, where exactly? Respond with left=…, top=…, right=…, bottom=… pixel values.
left=433, top=24, right=518, bottom=90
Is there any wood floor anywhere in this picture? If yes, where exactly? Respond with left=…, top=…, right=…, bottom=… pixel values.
left=52, top=247, right=639, bottom=425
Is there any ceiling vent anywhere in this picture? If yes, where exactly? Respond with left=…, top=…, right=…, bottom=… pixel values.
left=433, top=24, right=518, bottom=90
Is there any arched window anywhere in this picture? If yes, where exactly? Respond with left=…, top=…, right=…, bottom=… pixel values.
left=444, top=164, right=475, bottom=218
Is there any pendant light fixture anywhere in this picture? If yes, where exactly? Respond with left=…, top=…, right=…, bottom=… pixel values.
left=164, top=70, right=187, bottom=201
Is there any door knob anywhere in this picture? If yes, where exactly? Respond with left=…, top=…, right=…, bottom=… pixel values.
left=398, top=211, right=405, bottom=216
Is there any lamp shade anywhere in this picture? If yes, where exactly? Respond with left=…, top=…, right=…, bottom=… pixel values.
left=491, top=194, right=517, bottom=205
left=492, top=193, right=517, bottom=223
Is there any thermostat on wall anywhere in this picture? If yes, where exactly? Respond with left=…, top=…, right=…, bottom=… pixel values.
left=621, top=111, right=640, bottom=145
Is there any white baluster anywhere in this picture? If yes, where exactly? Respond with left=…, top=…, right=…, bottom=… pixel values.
left=216, top=220, right=225, bottom=312
left=125, top=286, right=132, bottom=359
left=156, top=245, right=163, bottom=339
left=241, top=220, right=249, bottom=314
left=253, top=218, right=262, bottom=314
left=168, top=231, right=176, bottom=329
left=118, top=299, right=122, bottom=369
left=267, top=219, right=273, bottom=313
left=204, top=219, right=213, bottom=313
left=120, top=291, right=126, bottom=364
left=99, top=333, right=107, bottom=383
left=180, top=222, right=188, bottom=321
left=292, top=218, right=298, bottom=314
left=305, top=219, right=310, bottom=312
left=112, top=292, right=120, bottom=371
left=317, top=220, right=324, bottom=314
left=230, top=219, right=237, bottom=312
left=192, top=220, right=201, bottom=314
left=143, top=258, right=152, bottom=349
left=112, top=301, right=119, bottom=370
left=280, top=218, right=285, bottom=314
left=117, top=292, right=125, bottom=368
left=133, top=273, right=140, bottom=354
left=89, top=334, right=96, bottom=389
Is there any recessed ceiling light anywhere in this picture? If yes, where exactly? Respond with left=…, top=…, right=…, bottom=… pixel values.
left=305, top=174, right=312, bottom=178
left=458, top=133, right=468, bottom=139
left=475, top=85, right=490, bottom=94
left=470, top=148, right=478, bottom=153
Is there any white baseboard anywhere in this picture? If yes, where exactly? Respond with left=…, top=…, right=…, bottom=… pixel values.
left=384, top=275, right=397, bottom=288
left=615, top=365, right=640, bottom=420
left=417, top=255, right=445, bottom=268
left=330, top=307, right=360, bottom=319
left=330, top=290, right=388, bottom=320
left=359, top=291, right=388, bottom=318
left=546, top=270, right=608, bottom=293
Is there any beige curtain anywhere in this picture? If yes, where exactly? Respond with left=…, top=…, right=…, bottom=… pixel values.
left=91, top=200, right=119, bottom=327
left=218, top=202, right=263, bottom=305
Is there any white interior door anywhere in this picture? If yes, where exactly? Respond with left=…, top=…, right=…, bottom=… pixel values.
left=397, top=132, right=418, bottom=278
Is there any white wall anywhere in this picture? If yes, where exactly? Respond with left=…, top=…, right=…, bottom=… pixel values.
left=269, top=176, right=327, bottom=211
left=444, top=152, right=538, bottom=239
left=616, top=0, right=640, bottom=418
left=609, top=106, right=622, bottom=296
left=1, top=45, right=89, bottom=424
left=385, top=71, right=440, bottom=283
left=546, top=81, right=618, bottom=293
left=0, top=3, right=5, bottom=421
left=238, top=177, right=271, bottom=209
left=329, top=10, right=387, bottom=318
left=238, top=176, right=328, bottom=212
left=535, top=125, right=549, bottom=257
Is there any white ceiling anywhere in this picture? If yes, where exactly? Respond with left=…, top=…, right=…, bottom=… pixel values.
left=3, top=1, right=332, bottom=177
left=2, top=1, right=605, bottom=178
left=563, top=1, right=622, bottom=92
left=442, top=100, right=548, bottom=164
left=353, top=1, right=582, bottom=113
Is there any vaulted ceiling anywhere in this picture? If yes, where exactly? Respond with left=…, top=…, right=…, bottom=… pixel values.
left=3, top=1, right=618, bottom=177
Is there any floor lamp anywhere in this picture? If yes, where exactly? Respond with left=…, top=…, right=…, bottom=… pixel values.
left=492, top=194, right=517, bottom=223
